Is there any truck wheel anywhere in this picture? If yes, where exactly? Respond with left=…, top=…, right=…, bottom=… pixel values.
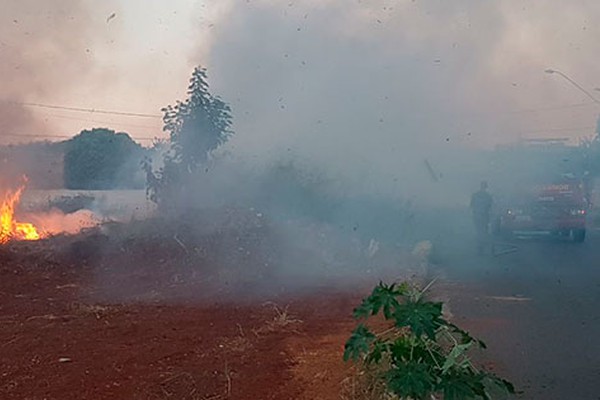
left=573, top=229, right=586, bottom=243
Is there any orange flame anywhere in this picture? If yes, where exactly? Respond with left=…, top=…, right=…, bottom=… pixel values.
left=0, top=185, right=41, bottom=244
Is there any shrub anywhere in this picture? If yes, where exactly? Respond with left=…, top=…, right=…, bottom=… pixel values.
left=344, top=282, right=515, bottom=400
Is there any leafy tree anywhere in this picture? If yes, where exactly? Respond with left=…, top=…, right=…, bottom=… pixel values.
left=145, top=66, right=233, bottom=207
left=344, top=281, right=516, bottom=400
left=64, top=128, right=145, bottom=190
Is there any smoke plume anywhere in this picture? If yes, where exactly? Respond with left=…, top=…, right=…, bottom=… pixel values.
left=0, top=0, right=118, bottom=143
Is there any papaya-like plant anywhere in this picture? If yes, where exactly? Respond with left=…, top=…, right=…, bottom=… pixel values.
left=344, top=282, right=515, bottom=400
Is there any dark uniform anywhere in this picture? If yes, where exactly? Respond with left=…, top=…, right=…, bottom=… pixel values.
left=470, top=184, right=493, bottom=254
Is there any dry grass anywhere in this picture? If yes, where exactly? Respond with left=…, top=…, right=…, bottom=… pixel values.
left=341, top=363, right=444, bottom=400
left=69, top=302, right=114, bottom=319
left=219, top=336, right=253, bottom=353
left=143, top=364, right=237, bottom=400
left=340, top=363, right=397, bottom=400
left=144, top=372, right=202, bottom=400
left=253, top=302, right=303, bottom=336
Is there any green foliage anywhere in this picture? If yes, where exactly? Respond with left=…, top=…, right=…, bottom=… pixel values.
left=393, top=299, right=445, bottom=340
left=386, top=361, right=436, bottom=399
left=145, top=66, right=233, bottom=206
left=344, top=281, right=516, bottom=400
left=64, top=128, right=145, bottom=190
left=344, top=324, right=376, bottom=362
left=353, top=282, right=408, bottom=320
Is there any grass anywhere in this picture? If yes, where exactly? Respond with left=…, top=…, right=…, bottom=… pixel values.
left=341, top=362, right=398, bottom=400
left=252, top=302, right=303, bottom=336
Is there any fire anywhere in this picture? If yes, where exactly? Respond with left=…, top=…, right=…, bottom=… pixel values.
left=0, top=185, right=41, bottom=244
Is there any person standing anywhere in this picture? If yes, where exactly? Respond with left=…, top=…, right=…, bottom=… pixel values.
left=470, top=181, right=493, bottom=254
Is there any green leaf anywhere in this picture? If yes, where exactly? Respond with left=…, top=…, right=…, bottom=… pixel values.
left=365, top=339, right=387, bottom=365
left=484, top=374, right=517, bottom=395
left=353, top=282, right=408, bottom=320
left=388, top=336, right=413, bottom=362
left=344, top=281, right=515, bottom=400
left=442, top=342, right=473, bottom=374
left=386, top=361, right=436, bottom=400
left=343, top=324, right=376, bottom=362
left=438, top=369, right=487, bottom=400
left=448, top=323, right=487, bottom=349
left=394, top=299, right=446, bottom=339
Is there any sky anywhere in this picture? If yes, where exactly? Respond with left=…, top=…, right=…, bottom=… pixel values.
left=1, top=0, right=599, bottom=157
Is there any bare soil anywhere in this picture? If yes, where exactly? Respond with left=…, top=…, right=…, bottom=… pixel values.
left=0, top=222, right=363, bottom=400
left=0, top=212, right=507, bottom=400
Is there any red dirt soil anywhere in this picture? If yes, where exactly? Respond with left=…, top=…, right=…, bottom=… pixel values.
left=0, top=240, right=361, bottom=400
left=0, top=214, right=508, bottom=400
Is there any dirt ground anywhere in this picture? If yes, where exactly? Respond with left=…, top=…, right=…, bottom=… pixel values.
left=0, top=234, right=364, bottom=400
left=0, top=211, right=511, bottom=400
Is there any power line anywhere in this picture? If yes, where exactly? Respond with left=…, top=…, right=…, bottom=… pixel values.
left=1, top=133, right=72, bottom=139
left=3, top=123, right=595, bottom=143
left=10, top=101, right=162, bottom=119
left=41, top=113, right=160, bottom=130
left=9, top=99, right=599, bottom=120
left=0, top=133, right=158, bottom=142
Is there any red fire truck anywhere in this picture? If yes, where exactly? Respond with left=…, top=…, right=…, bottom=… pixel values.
left=493, top=177, right=589, bottom=242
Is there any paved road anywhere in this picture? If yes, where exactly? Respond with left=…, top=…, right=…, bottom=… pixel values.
left=435, top=228, right=600, bottom=399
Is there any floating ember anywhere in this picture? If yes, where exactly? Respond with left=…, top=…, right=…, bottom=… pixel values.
left=0, top=185, right=41, bottom=243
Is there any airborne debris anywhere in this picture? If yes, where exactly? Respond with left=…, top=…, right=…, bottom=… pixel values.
left=423, top=159, right=440, bottom=182
left=106, top=13, right=116, bottom=23
left=367, top=239, right=379, bottom=258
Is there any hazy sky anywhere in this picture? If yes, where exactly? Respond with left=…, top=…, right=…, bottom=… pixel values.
left=1, top=0, right=599, bottom=155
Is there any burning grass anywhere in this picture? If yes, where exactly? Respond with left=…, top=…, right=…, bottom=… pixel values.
left=1, top=184, right=41, bottom=243
left=1, top=183, right=103, bottom=245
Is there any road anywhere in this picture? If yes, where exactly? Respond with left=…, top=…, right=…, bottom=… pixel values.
left=435, top=226, right=600, bottom=399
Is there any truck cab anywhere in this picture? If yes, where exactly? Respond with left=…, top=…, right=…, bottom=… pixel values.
left=494, top=177, right=588, bottom=242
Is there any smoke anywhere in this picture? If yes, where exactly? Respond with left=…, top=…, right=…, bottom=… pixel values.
left=26, top=208, right=99, bottom=236
left=177, top=0, right=600, bottom=204
left=120, top=0, right=599, bottom=298
left=3, top=1, right=599, bottom=148
left=2, top=1, right=598, bottom=299
left=0, top=0, right=119, bottom=143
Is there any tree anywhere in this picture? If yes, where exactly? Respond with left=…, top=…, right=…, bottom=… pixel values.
left=145, top=66, right=233, bottom=207
left=64, top=128, right=145, bottom=190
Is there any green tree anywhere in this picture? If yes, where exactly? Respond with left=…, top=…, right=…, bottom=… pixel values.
left=64, top=128, right=145, bottom=189
left=145, top=66, right=233, bottom=207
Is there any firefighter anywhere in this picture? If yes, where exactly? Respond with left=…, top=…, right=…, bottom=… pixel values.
left=470, top=181, right=493, bottom=254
